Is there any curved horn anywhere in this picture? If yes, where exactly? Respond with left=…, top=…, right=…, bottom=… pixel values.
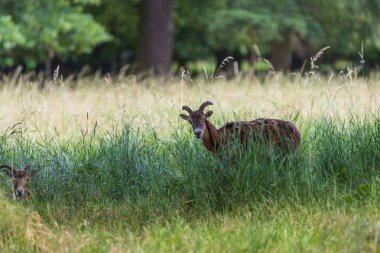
left=198, top=101, right=213, bottom=112
left=0, top=164, right=13, bottom=177
left=182, top=105, right=193, bottom=114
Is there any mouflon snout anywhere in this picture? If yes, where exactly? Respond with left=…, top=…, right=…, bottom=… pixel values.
left=194, top=129, right=202, bottom=138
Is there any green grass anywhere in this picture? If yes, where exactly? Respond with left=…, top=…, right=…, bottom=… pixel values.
left=0, top=75, right=380, bottom=252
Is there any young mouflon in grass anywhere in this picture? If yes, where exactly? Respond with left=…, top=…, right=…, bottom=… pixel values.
left=180, top=101, right=301, bottom=155
left=0, top=164, right=37, bottom=200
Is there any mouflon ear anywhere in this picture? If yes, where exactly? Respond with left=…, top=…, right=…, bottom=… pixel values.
left=205, top=111, right=213, bottom=118
left=0, top=164, right=13, bottom=178
left=24, top=164, right=31, bottom=172
left=29, top=170, right=38, bottom=178
left=179, top=114, right=190, bottom=121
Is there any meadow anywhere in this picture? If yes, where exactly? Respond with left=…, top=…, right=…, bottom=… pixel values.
left=0, top=70, right=380, bottom=252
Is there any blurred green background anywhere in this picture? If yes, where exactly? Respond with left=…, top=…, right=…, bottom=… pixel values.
left=0, top=0, right=379, bottom=76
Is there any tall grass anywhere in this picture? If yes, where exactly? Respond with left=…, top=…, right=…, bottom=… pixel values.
left=0, top=73, right=380, bottom=251
left=1, top=114, right=379, bottom=213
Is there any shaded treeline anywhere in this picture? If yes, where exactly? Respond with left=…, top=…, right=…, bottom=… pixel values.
left=0, top=0, right=379, bottom=76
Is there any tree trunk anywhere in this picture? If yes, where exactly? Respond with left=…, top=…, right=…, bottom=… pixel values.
left=270, top=31, right=292, bottom=72
left=44, top=48, right=56, bottom=79
left=45, top=59, right=52, bottom=79
left=247, top=51, right=257, bottom=79
left=136, top=0, right=173, bottom=76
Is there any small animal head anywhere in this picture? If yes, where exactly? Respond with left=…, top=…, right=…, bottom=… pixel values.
left=0, top=164, right=37, bottom=200
left=180, top=101, right=214, bottom=139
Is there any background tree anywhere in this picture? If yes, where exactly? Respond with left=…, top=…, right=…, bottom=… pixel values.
left=1, top=0, right=379, bottom=75
left=206, top=0, right=323, bottom=71
left=172, top=0, right=226, bottom=66
left=204, top=0, right=380, bottom=72
left=0, top=0, right=110, bottom=74
left=136, top=0, right=173, bottom=75
left=85, top=0, right=139, bottom=72
left=313, top=0, right=380, bottom=65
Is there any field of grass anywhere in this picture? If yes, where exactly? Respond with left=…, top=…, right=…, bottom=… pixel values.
left=0, top=71, right=380, bottom=252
